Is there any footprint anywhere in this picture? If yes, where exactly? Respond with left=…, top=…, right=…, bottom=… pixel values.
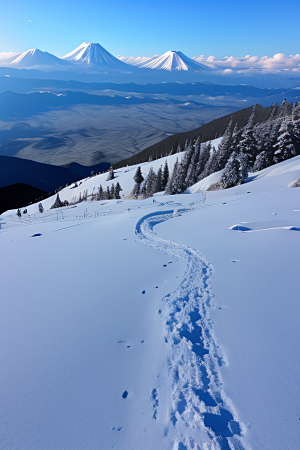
left=151, top=389, right=159, bottom=419
left=163, top=264, right=167, bottom=267
left=142, top=290, right=146, bottom=294
left=177, top=392, right=187, bottom=415
left=31, top=233, right=42, bottom=237
left=178, top=443, right=188, bottom=450
left=122, top=391, right=128, bottom=399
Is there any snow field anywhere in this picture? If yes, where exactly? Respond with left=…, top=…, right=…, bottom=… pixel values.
left=0, top=152, right=300, bottom=450
left=157, top=187, right=300, bottom=450
left=0, top=199, right=188, bottom=450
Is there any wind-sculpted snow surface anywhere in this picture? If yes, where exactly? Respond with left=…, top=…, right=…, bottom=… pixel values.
left=136, top=210, right=245, bottom=450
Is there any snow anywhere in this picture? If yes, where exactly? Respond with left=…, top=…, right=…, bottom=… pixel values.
left=9, top=49, right=71, bottom=68
left=4, top=151, right=184, bottom=215
left=131, top=50, right=210, bottom=71
left=186, top=169, right=224, bottom=193
left=1, top=155, right=300, bottom=450
left=210, top=136, right=223, bottom=150
left=62, top=42, right=129, bottom=67
left=187, top=155, right=300, bottom=194
left=0, top=52, right=21, bottom=64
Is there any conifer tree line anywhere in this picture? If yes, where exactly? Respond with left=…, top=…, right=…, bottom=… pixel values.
left=137, top=101, right=300, bottom=195
left=49, top=181, right=123, bottom=210
left=97, top=182, right=122, bottom=200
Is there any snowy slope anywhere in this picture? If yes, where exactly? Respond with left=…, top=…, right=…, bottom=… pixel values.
left=132, top=50, right=210, bottom=71
left=0, top=52, right=21, bottom=65
left=63, top=42, right=130, bottom=68
left=9, top=49, right=71, bottom=68
left=10, top=151, right=185, bottom=214
left=1, top=157, right=300, bottom=450
left=187, top=155, right=300, bottom=194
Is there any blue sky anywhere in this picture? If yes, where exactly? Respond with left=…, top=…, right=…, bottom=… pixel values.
left=0, top=0, right=299, bottom=58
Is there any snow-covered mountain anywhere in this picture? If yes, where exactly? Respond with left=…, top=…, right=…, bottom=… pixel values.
left=129, top=50, right=210, bottom=71
left=9, top=49, right=71, bottom=68
left=0, top=52, right=21, bottom=64
left=63, top=42, right=130, bottom=68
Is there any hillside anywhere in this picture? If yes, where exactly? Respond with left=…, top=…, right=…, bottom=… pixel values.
left=113, top=101, right=293, bottom=169
left=1, top=155, right=299, bottom=450
left=0, top=156, right=110, bottom=212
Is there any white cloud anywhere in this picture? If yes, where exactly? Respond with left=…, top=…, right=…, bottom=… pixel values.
left=28, top=19, right=32, bottom=22
left=193, top=53, right=300, bottom=74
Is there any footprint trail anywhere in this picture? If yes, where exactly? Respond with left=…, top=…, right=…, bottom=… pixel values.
left=136, top=210, right=245, bottom=450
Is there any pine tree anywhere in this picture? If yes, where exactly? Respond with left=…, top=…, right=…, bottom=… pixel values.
left=198, top=147, right=219, bottom=181
left=185, top=142, right=201, bottom=188
left=38, top=203, right=44, bottom=213
left=162, top=160, right=169, bottom=189
left=165, top=158, right=179, bottom=195
left=216, top=119, right=233, bottom=170
left=115, top=182, right=122, bottom=199
left=273, top=117, right=296, bottom=163
left=239, top=152, right=249, bottom=183
left=111, top=183, right=115, bottom=199
left=106, top=167, right=115, bottom=181
left=98, top=185, right=104, bottom=200
left=220, top=152, right=241, bottom=189
left=133, top=166, right=144, bottom=198
left=141, top=179, right=147, bottom=197
left=50, top=193, right=63, bottom=209
left=177, top=142, right=194, bottom=192
left=254, top=104, right=277, bottom=155
left=145, top=167, right=157, bottom=197
left=196, top=142, right=211, bottom=179
left=291, top=103, right=300, bottom=155
left=238, top=106, right=257, bottom=168
left=17, top=208, right=21, bottom=217
left=253, top=151, right=270, bottom=172
left=155, top=167, right=163, bottom=193
left=228, top=123, right=241, bottom=153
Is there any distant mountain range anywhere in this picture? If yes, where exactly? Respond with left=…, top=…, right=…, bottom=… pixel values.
left=0, top=43, right=210, bottom=72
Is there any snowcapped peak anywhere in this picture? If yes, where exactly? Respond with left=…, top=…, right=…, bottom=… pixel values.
left=10, top=48, right=71, bottom=67
left=62, top=42, right=128, bottom=67
left=131, top=50, right=210, bottom=71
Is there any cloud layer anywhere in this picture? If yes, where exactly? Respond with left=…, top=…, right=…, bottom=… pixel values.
left=118, top=53, right=300, bottom=74
left=193, top=53, right=300, bottom=74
